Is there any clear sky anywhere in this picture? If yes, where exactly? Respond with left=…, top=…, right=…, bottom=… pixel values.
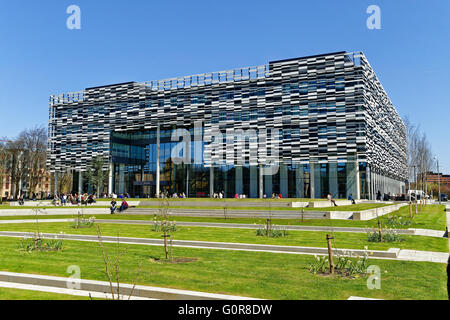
left=0, top=0, right=449, bottom=173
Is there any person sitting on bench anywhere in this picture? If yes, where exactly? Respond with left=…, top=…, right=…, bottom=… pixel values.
left=348, top=194, right=356, bottom=205
left=110, top=200, right=117, bottom=214
left=118, top=199, right=129, bottom=213
left=327, top=193, right=338, bottom=207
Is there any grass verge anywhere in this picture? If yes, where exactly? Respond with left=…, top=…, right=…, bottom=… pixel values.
left=0, top=237, right=446, bottom=300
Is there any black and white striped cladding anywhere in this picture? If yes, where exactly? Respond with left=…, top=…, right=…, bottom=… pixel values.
left=47, top=51, right=406, bottom=181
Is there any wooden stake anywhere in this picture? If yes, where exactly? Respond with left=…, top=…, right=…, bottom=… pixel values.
left=326, top=234, right=335, bottom=274
left=163, top=232, right=169, bottom=260
left=409, top=202, right=413, bottom=218
left=378, top=220, right=383, bottom=242
left=266, top=219, right=271, bottom=237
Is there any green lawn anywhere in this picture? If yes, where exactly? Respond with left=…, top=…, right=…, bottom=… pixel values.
left=0, top=237, right=446, bottom=300
left=95, top=198, right=329, bottom=202
left=0, top=222, right=447, bottom=252
left=0, top=287, right=95, bottom=300
left=0, top=203, right=389, bottom=211
left=135, top=203, right=390, bottom=212
left=2, top=205, right=445, bottom=230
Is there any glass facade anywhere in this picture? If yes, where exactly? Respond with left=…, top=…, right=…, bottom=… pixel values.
left=109, top=127, right=370, bottom=199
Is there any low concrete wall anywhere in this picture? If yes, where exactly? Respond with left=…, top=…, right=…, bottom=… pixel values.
left=325, top=211, right=354, bottom=220
left=139, top=200, right=293, bottom=208
left=307, top=200, right=368, bottom=208
left=0, top=208, right=110, bottom=216
left=352, top=203, right=408, bottom=221
left=9, top=201, right=140, bottom=207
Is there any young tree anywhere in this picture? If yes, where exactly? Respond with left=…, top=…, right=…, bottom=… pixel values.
left=86, top=156, right=109, bottom=197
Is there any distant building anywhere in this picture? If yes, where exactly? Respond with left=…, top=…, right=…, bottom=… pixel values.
left=426, top=172, right=450, bottom=188
left=1, top=170, right=51, bottom=200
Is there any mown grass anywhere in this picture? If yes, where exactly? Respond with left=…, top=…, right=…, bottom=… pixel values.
left=0, top=203, right=389, bottom=212
left=0, top=237, right=446, bottom=300
left=0, top=287, right=95, bottom=300
left=0, top=221, right=447, bottom=252
left=1, top=205, right=445, bottom=231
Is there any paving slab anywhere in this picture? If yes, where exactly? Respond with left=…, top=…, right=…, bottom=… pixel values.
left=0, top=281, right=152, bottom=300
left=0, top=272, right=256, bottom=300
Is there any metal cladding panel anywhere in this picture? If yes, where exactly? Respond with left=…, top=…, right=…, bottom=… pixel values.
left=47, top=51, right=406, bottom=181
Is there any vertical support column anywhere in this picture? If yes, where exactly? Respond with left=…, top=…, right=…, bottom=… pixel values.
left=53, top=172, right=58, bottom=197
left=314, top=163, right=321, bottom=199
left=118, top=164, right=125, bottom=195
left=235, top=166, right=243, bottom=196
left=141, top=165, right=145, bottom=198
left=296, top=164, right=305, bottom=198
left=355, top=161, right=361, bottom=200
left=264, top=172, right=273, bottom=198
left=310, top=162, right=315, bottom=199
left=346, top=161, right=356, bottom=199
left=156, top=124, right=161, bottom=198
left=250, top=165, right=257, bottom=199
left=209, top=166, right=214, bottom=198
left=78, top=171, right=82, bottom=201
left=259, top=164, right=264, bottom=199
left=186, top=167, right=190, bottom=198
left=329, top=162, right=338, bottom=198
left=280, top=163, right=288, bottom=198
left=108, top=162, right=114, bottom=196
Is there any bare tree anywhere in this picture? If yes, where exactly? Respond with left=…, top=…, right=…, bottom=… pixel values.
left=404, top=116, right=433, bottom=195
left=0, top=141, right=7, bottom=202
left=16, top=126, right=47, bottom=196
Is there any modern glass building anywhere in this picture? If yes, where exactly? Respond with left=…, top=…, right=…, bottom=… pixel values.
left=47, top=51, right=407, bottom=199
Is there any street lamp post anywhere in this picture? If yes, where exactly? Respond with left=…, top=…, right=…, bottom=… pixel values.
left=435, top=157, right=441, bottom=205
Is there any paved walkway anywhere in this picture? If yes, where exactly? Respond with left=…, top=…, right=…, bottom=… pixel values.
left=0, top=231, right=447, bottom=263
left=0, top=271, right=256, bottom=300
left=0, top=218, right=446, bottom=239
left=0, top=281, right=152, bottom=300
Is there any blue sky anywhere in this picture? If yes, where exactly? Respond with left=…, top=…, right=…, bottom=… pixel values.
left=0, top=0, right=449, bottom=173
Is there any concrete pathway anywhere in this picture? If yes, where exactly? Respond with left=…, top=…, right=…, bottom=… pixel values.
left=0, top=208, right=110, bottom=217
left=348, top=296, right=382, bottom=300
left=0, top=281, right=152, bottom=300
left=0, top=271, right=256, bottom=300
left=0, top=231, right=447, bottom=263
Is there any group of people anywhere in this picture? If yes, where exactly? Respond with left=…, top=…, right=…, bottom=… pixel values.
left=171, top=192, right=187, bottom=199
left=53, top=193, right=97, bottom=206
left=110, top=195, right=129, bottom=214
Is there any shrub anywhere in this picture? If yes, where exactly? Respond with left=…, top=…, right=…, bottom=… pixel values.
left=256, top=224, right=288, bottom=238
left=386, top=216, right=413, bottom=227
left=72, top=216, right=95, bottom=229
left=18, top=234, right=65, bottom=253
left=309, top=251, right=369, bottom=277
left=367, top=228, right=404, bottom=243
